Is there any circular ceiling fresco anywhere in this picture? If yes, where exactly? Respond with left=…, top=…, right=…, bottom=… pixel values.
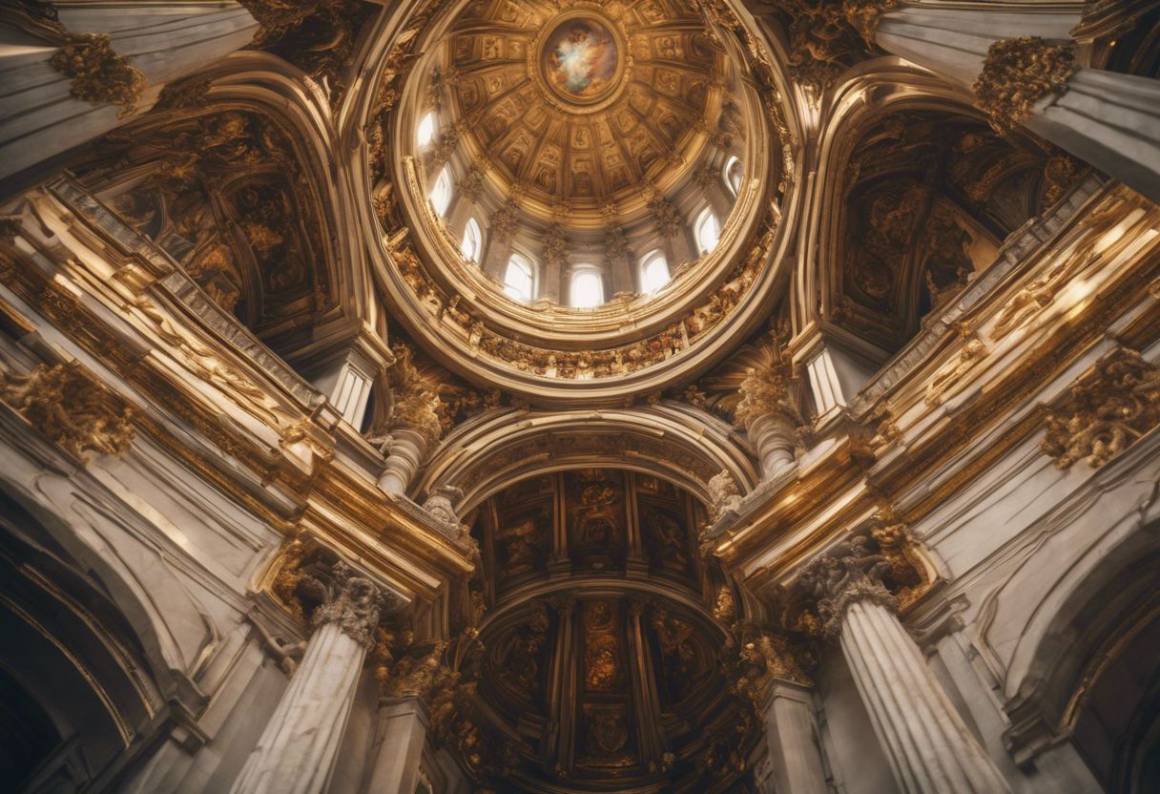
left=536, top=12, right=626, bottom=110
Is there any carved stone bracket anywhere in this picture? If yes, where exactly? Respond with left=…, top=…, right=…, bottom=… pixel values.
left=1042, top=347, right=1160, bottom=469
left=0, top=361, right=135, bottom=461
left=973, top=37, right=1078, bottom=134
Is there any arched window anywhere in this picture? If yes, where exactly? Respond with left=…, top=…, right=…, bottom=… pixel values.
left=695, top=208, right=720, bottom=255
left=503, top=253, right=534, bottom=301
left=430, top=165, right=453, bottom=217
left=461, top=217, right=482, bottom=264
left=416, top=112, right=437, bottom=149
left=569, top=266, right=604, bottom=309
left=723, top=155, right=743, bottom=197
left=640, top=250, right=670, bottom=294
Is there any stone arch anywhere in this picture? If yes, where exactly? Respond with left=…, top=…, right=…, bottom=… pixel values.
left=70, top=54, right=371, bottom=359
left=793, top=59, right=1080, bottom=355
left=995, top=498, right=1160, bottom=779
left=415, top=404, right=760, bottom=513
left=0, top=487, right=183, bottom=789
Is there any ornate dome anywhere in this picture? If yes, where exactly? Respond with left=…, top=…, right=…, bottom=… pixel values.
left=367, top=0, right=798, bottom=404
left=446, top=0, right=725, bottom=220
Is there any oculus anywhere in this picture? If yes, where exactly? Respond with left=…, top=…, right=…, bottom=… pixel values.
left=540, top=16, right=621, bottom=107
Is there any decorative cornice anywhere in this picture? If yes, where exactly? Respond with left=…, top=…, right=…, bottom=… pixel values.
left=1042, top=348, right=1160, bottom=469
left=973, top=37, right=1078, bottom=134
left=50, top=33, right=145, bottom=117
left=0, top=361, right=135, bottom=461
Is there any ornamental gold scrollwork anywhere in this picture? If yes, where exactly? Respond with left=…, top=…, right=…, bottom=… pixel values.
left=973, top=37, right=1077, bottom=134
left=372, top=627, right=487, bottom=774
left=0, top=361, right=135, bottom=461
left=1041, top=348, right=1160, bottom=469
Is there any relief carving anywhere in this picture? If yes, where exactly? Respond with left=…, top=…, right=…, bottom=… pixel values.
left=1042, top=348, right=1160, bottom=469
left=973, top=37, right=1078, bottom=134
left=50, top=34, right=145, bottom=116
left=0, top=362, right=135, bottom=461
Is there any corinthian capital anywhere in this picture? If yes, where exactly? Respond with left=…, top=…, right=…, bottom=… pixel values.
left=795, top=537, right=896, bottom=637
left=313, top=562, right=386, bottom=647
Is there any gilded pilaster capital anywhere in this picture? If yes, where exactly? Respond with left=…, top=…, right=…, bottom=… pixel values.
left=1042, top=348, right=1160, bottom=469
left=0, top=361, right=135, bottom=462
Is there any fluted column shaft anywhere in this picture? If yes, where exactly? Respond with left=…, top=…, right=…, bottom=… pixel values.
left=838, top=598, right=1009, bottom=793
left=232, top=565, right=381, bottom=794
left=795, top=533, right=1009, bottom=794
left=835, top=598, right=1006, bottom=789
left=875, top=5, right=1160, bottom=202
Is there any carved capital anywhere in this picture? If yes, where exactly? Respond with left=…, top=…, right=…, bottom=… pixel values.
left=791, top=524, right=930, bottom=637
left=1042, top=348, right=1160, bottom=469
left=0, top=362, right=135, bottom=461
left=312, top=561, right=384, bottom=647
left=50, top=33, right=145, bottom=117
left=973, top=37, right=1077, bottom=134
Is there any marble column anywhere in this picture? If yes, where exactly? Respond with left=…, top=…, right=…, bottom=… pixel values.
left=231, top=563, right=383, bottom=794
left=361, top=698, right=429, bottom=794
left=735, top=363, right=800, bottom=481
left=759, top=681, right=829, bottom=794
left=874, top=4, right=1160, bottom=202
left=378, top=427, right=429, bottom=496
left=797, top=538, right=1010, bottom=794
left=0, top=2, right=257, bottom=184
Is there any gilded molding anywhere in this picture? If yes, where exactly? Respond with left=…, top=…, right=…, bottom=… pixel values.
left=1042, top=348, right=1160, bottom=469
left=973, top=37, right=1078, bottom=134
left=50, top=34, right=146, bottom=117
left=0, top=361, right=135, bottom=461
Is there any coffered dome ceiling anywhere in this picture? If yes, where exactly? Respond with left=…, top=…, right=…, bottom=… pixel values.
left=446, top=0, right=725, bottom=221
left=367, top=0, right=798, bottom=406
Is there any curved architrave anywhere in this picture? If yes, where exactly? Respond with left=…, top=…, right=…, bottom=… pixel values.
left=791, top=57, right=980, bottom=335
left=415, top=403, right=759, bottom=511
left=342, top=0, right=808, bottom=405
left=110, top=52, right=374, bottom=336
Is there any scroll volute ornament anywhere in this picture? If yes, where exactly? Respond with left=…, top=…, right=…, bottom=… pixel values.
left=0, top=362, right=135, bottom=461
left=1042, top=348, right=1160, bottom=469
left=973, top=37, right=1078, bottom=134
